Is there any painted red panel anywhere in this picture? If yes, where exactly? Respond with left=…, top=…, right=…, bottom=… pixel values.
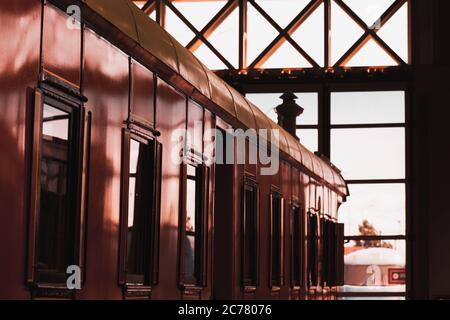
left=130, top=61, right=155, bottom=125
left=79, top=28, right=129, bottom=300
left=0, top=0, right=41, bottom=300
left=153, top=78, right=187, bottom=299
left=42, top=3, right=81, bottom=86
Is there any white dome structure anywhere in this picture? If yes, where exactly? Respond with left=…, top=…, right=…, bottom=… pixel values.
left=344, top=247, right=405, bottom=266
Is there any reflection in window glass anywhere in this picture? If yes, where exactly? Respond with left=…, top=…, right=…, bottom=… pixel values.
left=38, top=104, right=71, bottom=279
left=339, top=184, right=405, bottom=236
left=343, top=240, right=406, bottom=292
left=127, top=138, right=154, bottom=283
left=331, top=128, right=405, bottom=180
left=185, top=164, right=201, bottom=284
left=297, top=129, right=318, bottom=153
left=331, top=91, right=405, bottom=125
left=271, top=194, right=282, bottom=286
left=246, top=92, right=318, bottom=125
left=243, top=182, right=258, bottom=286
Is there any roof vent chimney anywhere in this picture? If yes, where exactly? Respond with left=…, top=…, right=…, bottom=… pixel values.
left=275, top=92, right=304, bottom=140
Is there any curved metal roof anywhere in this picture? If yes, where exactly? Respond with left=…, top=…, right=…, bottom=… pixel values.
left=74, top=0, right=347, bottom=196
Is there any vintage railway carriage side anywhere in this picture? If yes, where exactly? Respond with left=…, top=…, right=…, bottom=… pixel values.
left=0, top=0, right=348, bottom=300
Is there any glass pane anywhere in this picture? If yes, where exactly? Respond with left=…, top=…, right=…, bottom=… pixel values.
left=378, top=2, right=409, bottom=63
left=343, top=240, right=406, bottom=292
left=291, top=206, right=301, bottom=285
left=194, top=43, right=228, bottom=70
left=42, top=104, right=69, bottom=140
left=297, top=92, right=318, bottom=125
left=331, top=128, right=405, bottom=180
left=261, top=41, right=312, bottom=69
left=129, top=139, right=140, bottom=174
left=244, top=186, right=257, bottom=283
left=206, top=7, right=239, bottom=68
left=38, top=104, right=71, bottom=277
left=186, top=177, right=197, bottom=232
left=185, top=164, right=199, bottom=282
left=331, top=0, right=365, bottom=66
left=173, top=1, right=226, bottom=31
left=331, top=91, right=405, bottom=125
left=256, top=0, right=310, bottom=29
left=338, top=184, right=405, bottom=236
left=297, top=129, right=318, bottom=153
left=246, top=92, right=318, bottom=125
left=127, top=140, right=154, bottom=282
left=291, top=2, right=324, bottom=67
left=342, top=0, right=396, bottom=27
left=165, top=7, right=196, bottom=46
left=346, top=38, right=397, bottom=67
left=271, top=195, right=282, bottom=284
left=247, top=2, right=278, bottom=65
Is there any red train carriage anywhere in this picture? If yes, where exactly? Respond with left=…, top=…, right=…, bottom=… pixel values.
left=0, top=0, right=348, bottom=300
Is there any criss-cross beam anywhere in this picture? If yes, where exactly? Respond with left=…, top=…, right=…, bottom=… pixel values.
left=161, top=0, right=235, bottom=69
left=141, top=0, right=156, bottom=14
left=185, top=0, right=238, bottom=52
left=333, top=0, right=408, bottom=67
left=248, top=0, right=322, bottom=69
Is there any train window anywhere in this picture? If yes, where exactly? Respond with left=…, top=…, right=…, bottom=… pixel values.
left=242, top=177, right=258, bottom=287
left=183, top=163, right=204, bottom=285
left=119, top=132, right=162, bottom=287
left=36, top=103, right=74, bottom=283
left=291, top=204, right=303, bottom=288
left=270, top=191, right=283, bottom=287
left=307, top=212, right=319, bottom=287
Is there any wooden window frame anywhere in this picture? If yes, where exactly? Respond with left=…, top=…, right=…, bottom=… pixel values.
left=307, top=211, right=319, bottom=288
left=290, top=202, right=303, bottom=289
left=241, top=175, right=259, bottom=289
left=27, top=84, right=90, bottom=298
left=269, top=187, right=284, bottom=288
left=118, top=128, right=162, bottom=297
left=178, top=156, right=210, bottom=289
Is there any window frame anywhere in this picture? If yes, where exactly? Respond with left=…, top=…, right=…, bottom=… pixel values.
left=290, top=201, right=303, bottom=289
left=328, top=85, right=409, bottom=299
left=27, top=86, right=90, bottom=297
left=307, top=211, right=319, bottom=288
left=241, top=175, right=259, bottom=289
left=269, top=187, right=284, bottom=288
left=178, top=157, right=210, bottom=289
left=118, top=128, right=162, bottom=294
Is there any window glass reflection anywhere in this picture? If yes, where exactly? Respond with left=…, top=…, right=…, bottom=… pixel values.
left=126, top=138, right=154, bottom=283
left=37, top=104, right=71, bottom=279
left=185, top=164, right=200, bottom=283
